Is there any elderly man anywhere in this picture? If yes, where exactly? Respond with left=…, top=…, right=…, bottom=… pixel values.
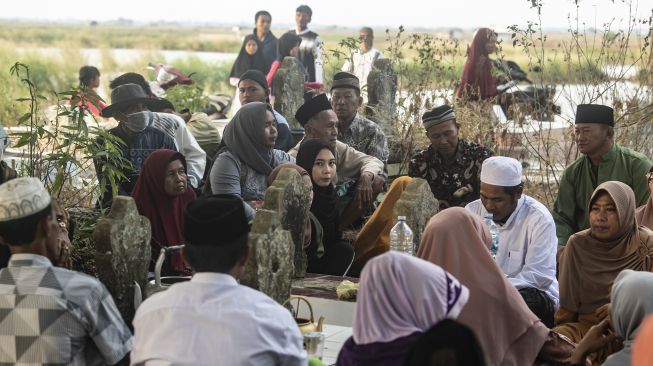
left=0, top=178, right=132, bottom=365
left=290, top=94, right=385, bottom=229
left=131, top=194, right=306, bottom=365
left=238, top=69, right=293, bottom=151
left=466, top=157, right=558, bottom=328
left=409, top=105, right=493, bottom=210
left=253, top=10, right=278, bottom=71
left=331, top=71, right=389, bottom=164
left=109, top=72, right=206, bottom=189
left=554, top=104, right=651, bottom=246
left=97, top=83, right=177, bottom=207
left=293, top=4, right=323, bottom=84
left=341, top=26, right=384, bottom=93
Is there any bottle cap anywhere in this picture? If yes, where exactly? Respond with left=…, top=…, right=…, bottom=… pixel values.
left=397, top=216, right=406, bottom=221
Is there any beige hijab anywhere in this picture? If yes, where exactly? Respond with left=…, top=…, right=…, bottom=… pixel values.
left=635, top=182, right=653, bottom=229
left=417, top=207, right=548, bottom=366
left=559, top=181, right=653, bottom=314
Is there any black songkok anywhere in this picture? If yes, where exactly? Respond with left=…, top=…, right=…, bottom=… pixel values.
left=295, top=94, right=332, bottom=126
left=575, top=104, right=614, bottom=126
left=183, top=194, right=249, bottom=247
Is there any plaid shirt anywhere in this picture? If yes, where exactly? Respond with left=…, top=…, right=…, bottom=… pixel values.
left=0, top=254, right=132, bottom=365
left=409, top=140, right=493, bottom=209
left=338, top=113, right=389, bottom=163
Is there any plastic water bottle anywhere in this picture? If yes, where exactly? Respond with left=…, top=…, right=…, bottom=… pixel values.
left=483, top=213, right=500, bottom=259
left=390, top=216, right=414, bottom=255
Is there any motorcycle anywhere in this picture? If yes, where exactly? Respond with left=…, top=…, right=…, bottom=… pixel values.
left=494, top=60, right=561, bottom=122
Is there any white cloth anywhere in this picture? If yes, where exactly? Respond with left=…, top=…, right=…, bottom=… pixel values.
left=131, top=272, right=307, bottom=366
left=341, top=47, right=383, bottom=89
left=151, top=112, right=206, bottom=188
left=296, top=28, right=323, bottom=84
left=480, top=156, right=522, bottom=187
left=466, top=195, right=560, bottom=307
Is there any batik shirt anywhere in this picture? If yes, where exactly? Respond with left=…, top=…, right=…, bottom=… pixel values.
left=409, top=140, right=493, bottom=210
left=0, top=254, right=132, bottom=365
left=338, top=113, right=389, bottom=163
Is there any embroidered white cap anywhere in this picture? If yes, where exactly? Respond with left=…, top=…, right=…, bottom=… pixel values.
left=0, top=177, right=51, bottom=221
left=480, top=156, right=523, bottom=187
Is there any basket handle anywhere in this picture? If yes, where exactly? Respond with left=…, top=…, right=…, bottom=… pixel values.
left=282, top=295, right=314, bottom=323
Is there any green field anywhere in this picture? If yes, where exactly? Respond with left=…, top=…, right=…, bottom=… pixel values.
left=0, top=21, right=649, bottom=126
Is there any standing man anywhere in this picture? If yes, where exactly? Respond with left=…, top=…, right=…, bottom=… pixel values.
left=554, top=104, right=651, bottom=246
left=409, top=105, right=493, bottom=209
left=0, top=177, right=132, bottom=365
left=131, top=194, right=307, bottom=365
left=331, top=71, right=389, bottom=164
left=341, top=26, right=384, bottom=94
left=466, top=157, right=559, bottom=327
left=293, top=4, right=323, bottom=84
left=253, top=10, right=278, bottom=72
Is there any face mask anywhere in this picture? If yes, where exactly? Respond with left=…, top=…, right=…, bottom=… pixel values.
left=124, top=111, right=152, bottom=133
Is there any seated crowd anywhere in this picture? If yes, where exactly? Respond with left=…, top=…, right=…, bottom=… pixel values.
left=2, top=11, right=653, bottom=365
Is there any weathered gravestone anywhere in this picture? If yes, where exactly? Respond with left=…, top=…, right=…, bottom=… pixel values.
left=393, top=178, right=439, bottom=252
left=273, top=56, right=305, bottom=129
left=262, top=167, right=311, bottom=278
left=366, top=58, right=398, bottom=133
left=240, top=209, right=295, bottom=304
left=93, top=196, right=151, bottom=324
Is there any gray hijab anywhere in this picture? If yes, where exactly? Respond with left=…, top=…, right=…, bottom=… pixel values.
left=222, top=101, right=275, bottom=175
left=604, top=269, right=653, bottom=366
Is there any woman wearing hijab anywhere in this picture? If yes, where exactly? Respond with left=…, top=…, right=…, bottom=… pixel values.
left=296, top=138, right=354, bottom=275
left=229, top=34, right=268, bottom=114
left=209, top=102, right=294, bottom=221
left=555, top=181, right=653, bottom=357
left=456, top=28, right=498, bottom=101
left=417, top=207, right=573, bottom=366
left=404, top=319, right=486, bottom=366
left=132, top=149, right=197, bottom=276
left=336, top=251, right=469, bottom=366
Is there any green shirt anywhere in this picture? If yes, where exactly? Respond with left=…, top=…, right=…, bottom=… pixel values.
left=553, top=143, right=652, bottom=245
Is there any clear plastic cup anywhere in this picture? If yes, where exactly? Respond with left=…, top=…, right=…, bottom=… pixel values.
left=303, top=332, right=326, bottom=360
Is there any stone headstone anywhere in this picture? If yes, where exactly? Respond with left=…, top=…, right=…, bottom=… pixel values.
left=365, top=58, right=397, bottom=132
left=241, top=209, right=295, bottom=304
left=263, top=167, right=311, bottom=278
left=393, top=178, right=439, bottom=252
left=273, top=56, right=306, bottom=129
left=93, top=196, right=151, bottom=324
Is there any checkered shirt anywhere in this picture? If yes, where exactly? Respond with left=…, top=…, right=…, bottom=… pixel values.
left=0, top=254, right=132, bottom=365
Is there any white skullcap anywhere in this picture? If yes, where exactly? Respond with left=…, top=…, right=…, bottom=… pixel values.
left=0, top=177, right=51, bottom=221
left=480, top=156, right=523, bottom=187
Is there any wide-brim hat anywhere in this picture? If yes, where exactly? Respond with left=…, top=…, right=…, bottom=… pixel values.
left=100, top=83, right=166, bottom=118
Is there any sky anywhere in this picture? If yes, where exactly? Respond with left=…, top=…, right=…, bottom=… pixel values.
left=3, top=0, right=652, bottom=32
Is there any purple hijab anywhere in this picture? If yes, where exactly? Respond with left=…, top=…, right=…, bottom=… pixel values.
left=336, top=252, right=469, bottom=366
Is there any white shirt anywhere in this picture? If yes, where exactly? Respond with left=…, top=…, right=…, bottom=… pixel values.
left=341, top=48, right=384, bottom=88
left=466, top=195, right=560, bottom=308
left=296, top=28, right=323, bottom=84
left=131, top=273, right=307, bottom=366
